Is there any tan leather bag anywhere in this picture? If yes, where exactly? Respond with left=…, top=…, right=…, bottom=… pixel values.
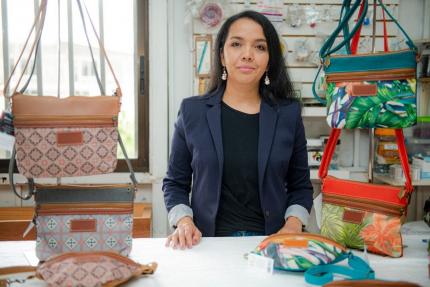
left=0, top=252, right=157, bottom=287
left=4, top=0, right=124, bottom=181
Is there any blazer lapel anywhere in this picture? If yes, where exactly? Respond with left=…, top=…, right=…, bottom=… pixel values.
left=206, top=89, right=224, bottom=174
left=258, top=100, right=278, bottom=193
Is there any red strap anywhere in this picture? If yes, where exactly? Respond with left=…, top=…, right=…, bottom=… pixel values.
left=350, top=0, right=366, bottom=54
left=350, top=0, right=389, bottom=54
left=319, top=128, right=413, bottom=196
left=381, top=5, right=389, bottom=51
left=318, top=128, right=341, bottom=179
left=394, top=129, right=413, bottom=193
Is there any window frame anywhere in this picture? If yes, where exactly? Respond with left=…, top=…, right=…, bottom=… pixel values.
left=0, top=0, right=149, bottom=173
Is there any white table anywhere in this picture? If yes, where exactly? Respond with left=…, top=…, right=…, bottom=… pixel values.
left=0, top=234, right=429, bottom=287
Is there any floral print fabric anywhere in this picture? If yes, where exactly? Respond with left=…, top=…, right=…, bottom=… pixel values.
left=325, top=79, right=416, bottom=129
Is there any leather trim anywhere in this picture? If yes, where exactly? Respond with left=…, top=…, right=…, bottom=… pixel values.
left=57, top=131, right=83, bottom=146
left=351, top=84, right=377, bottom=97
left=70, top=219, right=97, bottom=232
left=342, top=209, right=365, bottom=224
left=282, top=239, right=309, bottom=248
left=12, top=93, right=120, bottom=116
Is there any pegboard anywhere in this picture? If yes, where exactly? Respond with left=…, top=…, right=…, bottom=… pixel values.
left=191, top=0, right=401, bottom=103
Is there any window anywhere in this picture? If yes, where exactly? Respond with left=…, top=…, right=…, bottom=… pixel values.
left=0, top=0, right=149, bottom=173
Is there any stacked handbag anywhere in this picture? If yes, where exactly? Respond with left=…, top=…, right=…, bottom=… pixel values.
left=312, top=0, right=419, bottom=258
left=3, top=0, right=138, bottom=262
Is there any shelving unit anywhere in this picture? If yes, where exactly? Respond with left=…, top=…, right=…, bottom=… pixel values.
left=374, top=174, right=430, bottom=187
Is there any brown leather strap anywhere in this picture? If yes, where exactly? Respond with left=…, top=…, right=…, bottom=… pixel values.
left=79, top=0, right=122, bottom=97
left=0, top=266, right=36, bottom=276
left=2, top=0, right=47, bottom=103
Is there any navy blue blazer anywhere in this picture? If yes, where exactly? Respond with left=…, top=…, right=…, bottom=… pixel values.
left=163, top=88, right=313, bottom=236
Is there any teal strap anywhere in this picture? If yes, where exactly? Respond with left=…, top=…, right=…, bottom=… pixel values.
left=311, top=66, right=326, bottom=105
left=376, top=0, right=416, bottom=51
left=340, top=0, right=352, bottom=54
left=304, top=253, right=375, bottom=286
left=320, top=0, right=367, bottom=58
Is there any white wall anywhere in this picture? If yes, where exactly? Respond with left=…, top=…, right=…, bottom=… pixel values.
left=1, top=0, right=428, bottom=238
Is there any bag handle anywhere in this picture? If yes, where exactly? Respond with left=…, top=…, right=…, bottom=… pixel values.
left=2, top=0, right=47, bottom=106
left=321, top=0, right=416, bottom=59
left=305, top=252, right=375, bottom=286
left=311, top=0, right=367, bottom=105
left=318, top=128, right=413, bottom=197
left=3, top=0, right=122, bottom=104
left=350, top=0, right=389, bottom=54
left=320, top=0, right=368, bottom=58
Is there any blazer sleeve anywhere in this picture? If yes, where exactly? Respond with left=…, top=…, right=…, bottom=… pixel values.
left=284, top=104, right=314, bottom=218
left=162, top=101, right=193, bottom=212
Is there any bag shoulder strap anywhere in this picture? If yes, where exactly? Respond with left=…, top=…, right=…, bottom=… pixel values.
left=318, top=128, right=413, bottom=197
left=321, top=0, right=416, bottom=59
left=3, top=0, right=122, bottom=103
left=305, top=253, right=375, bottom=286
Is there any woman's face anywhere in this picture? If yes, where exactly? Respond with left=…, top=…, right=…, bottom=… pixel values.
left=221, top=18, right=269, bottom=88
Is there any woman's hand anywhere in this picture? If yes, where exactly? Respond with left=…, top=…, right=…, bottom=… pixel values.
left=165, top=216, right=202, bottom=249
left=276, top=216, right=303, bottom=234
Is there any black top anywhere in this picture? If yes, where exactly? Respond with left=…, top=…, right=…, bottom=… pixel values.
left=215, top=102, right=265, bottom=236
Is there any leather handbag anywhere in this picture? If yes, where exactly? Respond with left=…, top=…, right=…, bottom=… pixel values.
left=29, top=184, right=136, bottom=261
left=319, top=128, right=414, bottom=257
left=251, top=233, right=375, bottom=286
left=0, top=252, right=157, bottom=287
left=4, top=0, right=123, bottom=179
left=312, top=0, right=418, bottom=129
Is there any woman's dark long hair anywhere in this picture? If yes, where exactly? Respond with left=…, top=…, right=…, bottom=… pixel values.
left=208, top=10, right=296, bottom=104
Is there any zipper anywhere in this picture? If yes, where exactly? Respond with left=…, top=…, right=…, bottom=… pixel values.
left=329, top=49, right=413, bottom=59
left=37, top=203, right=133, bottom=216
left=323, top=193, right=404, bottom=217
left=35, top=184, right=131, bottom=190
left=325, top=68, right=416, bottom=83
left=41, top=251, right=140, bottom=267
left=13, top=115, right=117, bottom=128
left=259, top=233, right=346, bottom=251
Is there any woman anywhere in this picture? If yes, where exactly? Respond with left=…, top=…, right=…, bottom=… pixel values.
left=163, top=10, right=313, bottom=249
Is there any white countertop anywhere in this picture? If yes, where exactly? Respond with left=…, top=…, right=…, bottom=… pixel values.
left=0, top=233, right=429, bottom=287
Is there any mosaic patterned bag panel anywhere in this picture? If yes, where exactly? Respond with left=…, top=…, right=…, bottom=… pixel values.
left=320, top=203, right=402, bottom=258
left=36, top=214, right=133, bottom=261
left=325, top=79, right=416, bottom=129
left=254, top=238, right=346, bottom=271
left=38, top=255, right=139, bottom=287
left=14, top=127, right=118, bottom=178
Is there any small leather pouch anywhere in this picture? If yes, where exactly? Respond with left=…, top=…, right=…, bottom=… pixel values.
left=0, top=252, right=157, bottom=287
left=251, top=233, right=375, bottom=286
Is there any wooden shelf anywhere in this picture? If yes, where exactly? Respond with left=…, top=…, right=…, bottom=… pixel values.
left=374, top=174, right=430, bottom=187
left=418, top=77, right=430, bottom=83
left=302, top=107, right=326, bottom=117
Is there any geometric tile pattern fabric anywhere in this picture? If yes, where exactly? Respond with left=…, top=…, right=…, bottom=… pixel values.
left=37, top=254, right=140, bottom=287
left=36, top=214, right=133, bottom=261
left=15, top=127, right=118, bottom=178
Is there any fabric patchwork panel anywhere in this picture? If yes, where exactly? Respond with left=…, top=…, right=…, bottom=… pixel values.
left=320, top=203, right=402, bottom=258
left=325, top=79, right=416, bottom=129
left=15, top=127, right=118, bottom=178
left=36, top=214, right=133, bottom=261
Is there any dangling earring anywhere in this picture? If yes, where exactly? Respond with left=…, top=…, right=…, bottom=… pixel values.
left=264, top=71, right=270, bottom=85
left=221, top=66, right=227, bottom=81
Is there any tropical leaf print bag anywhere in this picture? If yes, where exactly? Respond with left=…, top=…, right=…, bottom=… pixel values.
left=312, top=0, right=418, bottom=129
left=319, top=128, right=414, bottom=257
left=251, top=233, right=375, bottom=286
